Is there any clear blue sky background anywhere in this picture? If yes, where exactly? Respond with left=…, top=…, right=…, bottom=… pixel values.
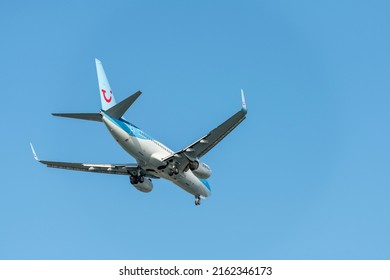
left=1, top=0, right=390, bottom=259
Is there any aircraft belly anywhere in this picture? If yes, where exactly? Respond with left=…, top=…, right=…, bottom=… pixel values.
left=166, top=171, right=210, bottom=198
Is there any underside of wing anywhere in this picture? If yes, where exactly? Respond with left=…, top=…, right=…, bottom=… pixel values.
left=38, top=159, right=160, bottom=178
left=30, top=144, right=160, bottom=178
left=40, top=160, right=133, bottom=174
left=187, top=110, right=246, bottom=158
left=162, top=91, right=247, bottom=171
left=39, top=160, right=158, bottom=178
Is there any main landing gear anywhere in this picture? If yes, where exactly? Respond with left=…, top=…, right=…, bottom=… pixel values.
left=195, top=195, right=201, bottom=206
left=168, top=166, right=179, bottom=176
left=130, top=175, right=144, bottom=184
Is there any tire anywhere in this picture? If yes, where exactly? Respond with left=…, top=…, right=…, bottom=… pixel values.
left=190, top=161, right=199, bottom=171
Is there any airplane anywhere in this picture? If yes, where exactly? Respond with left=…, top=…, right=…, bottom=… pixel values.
left=30, top=59, right=247, bottom=206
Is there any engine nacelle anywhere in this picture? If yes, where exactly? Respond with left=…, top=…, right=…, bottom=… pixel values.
left=190, top=160, right=212, bottom=179
left=131, top=178, right=153, bottom=193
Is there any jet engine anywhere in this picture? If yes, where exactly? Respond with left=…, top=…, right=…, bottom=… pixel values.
left=189, top=160, right=212, bottom=179
left=130, top=177, right=153, bottom=193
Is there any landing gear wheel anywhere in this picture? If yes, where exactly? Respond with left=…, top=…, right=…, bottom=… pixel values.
left=174, top=168, right=179, bottom=175
left=139, top=176, right=144, bottom=183
left=130, top=175, right=139, bottom=184
left=195, top=196, right=201, bottom=206
left=190, top=161, right=199, bottom=171
left=168, top=169, right=174, bottom=176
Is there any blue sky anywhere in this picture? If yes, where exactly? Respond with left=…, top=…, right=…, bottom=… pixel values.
left=1, top=0, right=390, bottom=259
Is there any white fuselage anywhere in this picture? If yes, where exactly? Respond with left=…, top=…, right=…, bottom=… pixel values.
left=101, top=112, right=211, bottom=198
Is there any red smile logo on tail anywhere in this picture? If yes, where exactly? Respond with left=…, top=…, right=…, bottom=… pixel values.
left=101, top=89, right=112, bottom=103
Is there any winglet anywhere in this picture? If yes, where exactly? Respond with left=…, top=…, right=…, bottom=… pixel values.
left=241, top=89, right=247, bottom=114
left=30, top=143, right=39, bottom=161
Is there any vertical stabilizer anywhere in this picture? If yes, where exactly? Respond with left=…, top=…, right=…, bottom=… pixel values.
left=95, top=58, right=117, bottom=110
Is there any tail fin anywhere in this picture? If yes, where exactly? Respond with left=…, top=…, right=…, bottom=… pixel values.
left=95, top=58, right=117, bottom=110
left=52, top=60, right=141, bottom=122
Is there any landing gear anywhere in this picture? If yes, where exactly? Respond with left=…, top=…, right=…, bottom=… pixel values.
left=130, top=175, right=144, bottom=184
left=189, top=161, right=199, bottom=171
left=195, top=196, right=201, bottom=206
left=130, top=175, right=138, bottom=184
left=168, top=167, right=179, bottom=176
left=130, top=165, right=146, bottom=184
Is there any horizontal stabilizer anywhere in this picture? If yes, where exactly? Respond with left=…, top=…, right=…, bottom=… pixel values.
left=105, top=90, right=142, bottom=119
left=52, top=113, right=102, bottom=122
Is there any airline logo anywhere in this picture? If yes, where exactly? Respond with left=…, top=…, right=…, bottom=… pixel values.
left=101, top=89, right=112, bottom=103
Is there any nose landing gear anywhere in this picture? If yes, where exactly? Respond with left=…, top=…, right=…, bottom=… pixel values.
left=195, top=195, right=201, bottom=206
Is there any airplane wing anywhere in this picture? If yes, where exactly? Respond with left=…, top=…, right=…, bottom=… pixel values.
left=30, top=143, right=160, bottom=178
left=162, top=90, right=247, bottom=170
